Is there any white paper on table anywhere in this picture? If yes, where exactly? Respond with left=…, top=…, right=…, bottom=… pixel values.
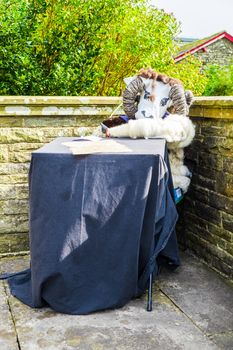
left=62, top=138, right=132, bottom=155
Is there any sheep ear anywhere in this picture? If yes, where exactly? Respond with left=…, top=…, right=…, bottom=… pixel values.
left=123, top=76, right=136, bottom=86
left=169, top=84, right=187, bottom=115
left=185, top=90, right=194, bottom=106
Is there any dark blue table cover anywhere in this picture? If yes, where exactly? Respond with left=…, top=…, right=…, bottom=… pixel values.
left=3, top=137, right=180, bottom=314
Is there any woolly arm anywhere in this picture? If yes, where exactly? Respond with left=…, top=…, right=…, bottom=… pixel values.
left=169, top=84, right=187, bottom=115
left=122, top=77, right=144, bottom=118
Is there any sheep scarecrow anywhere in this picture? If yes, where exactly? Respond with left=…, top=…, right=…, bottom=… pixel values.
left=100, top=68, right=195, bottom=197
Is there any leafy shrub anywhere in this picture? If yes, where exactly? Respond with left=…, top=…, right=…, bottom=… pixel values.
left=0, top=0, right=206, bottom=96
left=202, top=62, right=233, bottom=96
left=166, top=55, right=208, bottom=96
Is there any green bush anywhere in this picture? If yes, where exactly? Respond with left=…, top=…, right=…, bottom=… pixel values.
left=202, top=62, right=233, bottom=96
left=0, top=0, right=206, bottom=96
left=166, top=55, right=208, bottom=96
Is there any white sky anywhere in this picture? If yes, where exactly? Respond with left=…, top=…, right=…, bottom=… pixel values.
left=150, top=0, right=233, bottom=39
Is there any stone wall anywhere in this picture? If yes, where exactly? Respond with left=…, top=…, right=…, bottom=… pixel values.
left=194, top=38, right=233, bottom=66
left=0, top=96, right=122, bottom=254
left=0, top=96, right=232, bottom=281
left=177, top=97, right=233, bottom=281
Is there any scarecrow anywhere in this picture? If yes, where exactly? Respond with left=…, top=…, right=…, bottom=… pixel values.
left=101, top=68, right=195, bottom=198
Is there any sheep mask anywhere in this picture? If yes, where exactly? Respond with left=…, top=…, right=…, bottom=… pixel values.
left=122, top=70, right=194, bottom=120
left=104, top=69, right=196, bottom=193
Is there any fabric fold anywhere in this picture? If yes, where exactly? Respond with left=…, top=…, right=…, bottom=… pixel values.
left=1, top=137, right=180, bottom=315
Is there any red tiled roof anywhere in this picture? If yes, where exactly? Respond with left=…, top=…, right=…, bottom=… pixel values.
left=175, top=31, right=233, bottom=62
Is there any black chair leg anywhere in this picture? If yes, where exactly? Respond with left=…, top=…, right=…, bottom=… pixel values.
left=147, top=272, right=153, bottom=312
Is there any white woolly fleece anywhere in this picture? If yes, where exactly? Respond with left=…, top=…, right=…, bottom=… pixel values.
left=109, top=114, right=195, bottom=148
left=169, top=148, right=192, bottom=193
left=172, top=174, right=191, bottom=193
left=108, top=115, right=195, bottom=193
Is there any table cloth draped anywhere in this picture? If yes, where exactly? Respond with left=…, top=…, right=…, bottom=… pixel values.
left=2, top=137, right=180, bottom=315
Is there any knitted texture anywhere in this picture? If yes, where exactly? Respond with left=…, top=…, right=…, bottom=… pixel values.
left=169, top=84, right=188, bottom=115
left=122, top=77, right=144, bottom=118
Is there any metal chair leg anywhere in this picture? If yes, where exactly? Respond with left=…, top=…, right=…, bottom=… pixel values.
left=147, top=273, right=153, bottom=312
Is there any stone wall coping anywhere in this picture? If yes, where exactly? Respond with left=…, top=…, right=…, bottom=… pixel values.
left=0, top=95, right=232, bottom=105
left=0, top=96, right=123, bottom=117
left=193, top=96, right=233, bottom=107
left=0, top=95, right=232, bottom=119
left=191, top=97, right=233, bottom=119
left=0, top=96, right=122, bottom=106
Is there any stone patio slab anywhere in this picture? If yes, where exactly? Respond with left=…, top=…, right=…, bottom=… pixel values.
left=5, top=286, right=218, bottom=350
left=0, top=282, right=18, bottom=350
left=1, top=252, right=232, bottom=349
left=209, top=332, right=233, bottom=350
left=159, top=253, right=233, bottom=335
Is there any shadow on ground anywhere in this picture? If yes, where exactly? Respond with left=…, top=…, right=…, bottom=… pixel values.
left=0, top=252, right=232, bottom=350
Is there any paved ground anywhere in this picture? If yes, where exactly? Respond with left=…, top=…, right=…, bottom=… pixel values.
left=0, top=252, right=233, bottom=350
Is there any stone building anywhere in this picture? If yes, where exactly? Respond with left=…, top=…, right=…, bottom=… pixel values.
left=175, top=31, right=233, bottom=66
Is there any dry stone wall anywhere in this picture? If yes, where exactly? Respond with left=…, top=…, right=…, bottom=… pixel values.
left=0, top=96, right=122, bottom=254
left=177, top=97, right=233, bottom=281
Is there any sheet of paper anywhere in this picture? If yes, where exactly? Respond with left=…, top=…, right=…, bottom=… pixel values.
left=62, top=139, right=132, bottom=154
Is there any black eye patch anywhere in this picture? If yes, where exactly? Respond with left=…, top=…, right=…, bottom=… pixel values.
left=143, top=89, right=150, bottom=100
left=142, top=111, right=153, bottom=118
left=160, top=97, right=169, bottom=106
